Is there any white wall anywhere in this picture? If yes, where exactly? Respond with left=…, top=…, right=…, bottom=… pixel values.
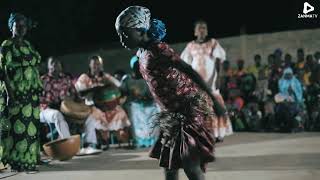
left=58, top=28, right=320, bottom=75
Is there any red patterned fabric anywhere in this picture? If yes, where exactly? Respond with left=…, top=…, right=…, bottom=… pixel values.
left=137, top=42, right=215, bottom=171
left=40, top=73, right=76, bottom=109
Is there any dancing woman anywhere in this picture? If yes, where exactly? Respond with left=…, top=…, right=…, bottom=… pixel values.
left=115, top=6, right=227, bottom=180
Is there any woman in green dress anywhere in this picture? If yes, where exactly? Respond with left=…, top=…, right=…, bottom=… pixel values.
left=0, top=13, right=42, bottom=172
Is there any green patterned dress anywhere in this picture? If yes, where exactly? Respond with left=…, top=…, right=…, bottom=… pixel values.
left=0, top=39, right=42, bottom=171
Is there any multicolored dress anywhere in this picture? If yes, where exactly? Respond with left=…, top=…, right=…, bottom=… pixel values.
left=180, top=39, right=233, bottom=139
left=180, top=39, right=225, bottom=91
left=0, top=39, right=42, bottom=170
left=137, top=42, right=215, bottom=171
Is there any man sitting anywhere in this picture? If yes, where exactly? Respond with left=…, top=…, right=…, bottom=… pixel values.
left=40, top=57, right=102, bottom=155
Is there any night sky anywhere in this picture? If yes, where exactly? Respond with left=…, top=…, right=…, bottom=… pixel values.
left=0, top=0, right=319, bottom=59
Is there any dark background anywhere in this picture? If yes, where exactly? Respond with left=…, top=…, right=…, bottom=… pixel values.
left=0, top=0, right=319, bottom=58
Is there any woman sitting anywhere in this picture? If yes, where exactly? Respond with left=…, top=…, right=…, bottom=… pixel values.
left=275, top=68, right=305, bottom=132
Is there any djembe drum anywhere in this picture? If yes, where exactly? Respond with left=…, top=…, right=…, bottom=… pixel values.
left=60, top=99, right=92, bottom=123
left=94, top=87, right=130, bottom=143
left=93, top=86, right=122, bottom=111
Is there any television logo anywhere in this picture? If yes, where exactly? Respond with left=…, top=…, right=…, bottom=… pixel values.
left=298, top=2, right=318, bottom=18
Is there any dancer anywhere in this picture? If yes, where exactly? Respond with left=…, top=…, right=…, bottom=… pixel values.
left=115, top=6, right=227, bottom=180
left=0, top=13, right=41, bottom=173
left=181, top=20, right=233, bottom=142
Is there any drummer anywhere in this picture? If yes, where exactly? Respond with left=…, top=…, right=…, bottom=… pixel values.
left=40, top=57, right=102, bottom=154
left=75, top=55, right=131, bottom=144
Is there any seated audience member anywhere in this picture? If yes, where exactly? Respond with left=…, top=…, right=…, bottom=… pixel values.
left=75, top=55, right=131, bottom=146
left=40, top=57, right=102, bottom=155
left=275, top=68, right=304, bottom=132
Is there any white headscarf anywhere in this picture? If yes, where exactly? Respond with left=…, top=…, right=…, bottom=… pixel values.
left=115, top=6, right=151, bottom=31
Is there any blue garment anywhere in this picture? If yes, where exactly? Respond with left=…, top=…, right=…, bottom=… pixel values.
left=122, top=78, right=160, bottom=147
left=125, top=101, right=159, bottom=147
left=279, top=68, right=303, bottom=103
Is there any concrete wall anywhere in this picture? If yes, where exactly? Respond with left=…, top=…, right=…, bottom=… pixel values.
left=58, top=28, right=320, bottom=75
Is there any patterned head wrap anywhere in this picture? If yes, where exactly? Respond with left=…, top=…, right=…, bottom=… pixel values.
left=8, top=13, right=29, bottom=31
left=115, top=6, right=166, bottom=41
left=115, top=6, right=151, bottom=31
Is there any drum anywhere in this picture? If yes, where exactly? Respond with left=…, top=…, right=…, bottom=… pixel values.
left=60, top=99, right=92, bottom=121
left=93, top=86, right=121, bottom=110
